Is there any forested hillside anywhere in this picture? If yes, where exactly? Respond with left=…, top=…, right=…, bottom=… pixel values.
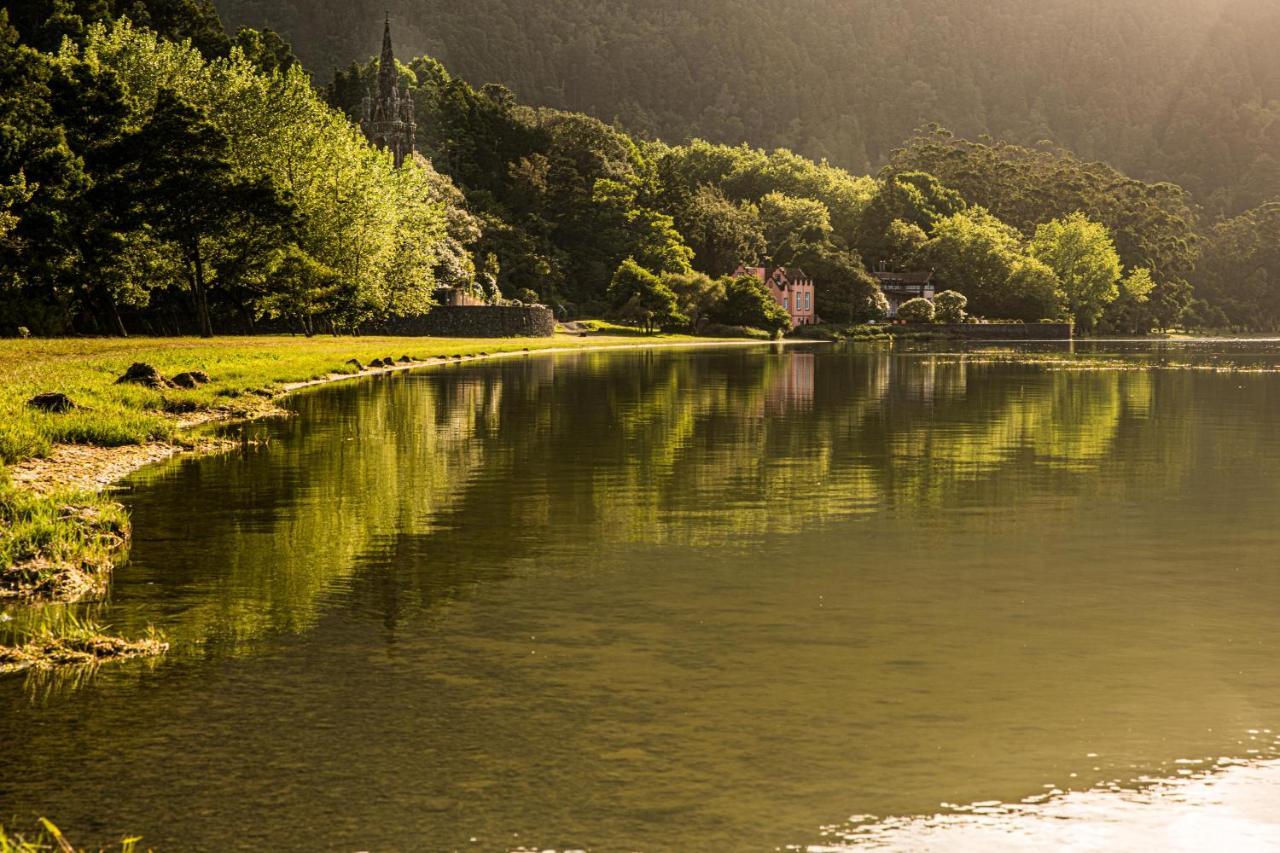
left=3, top=0, right=1278, bottom=335
left=213, top=0, right=1280, bottom=215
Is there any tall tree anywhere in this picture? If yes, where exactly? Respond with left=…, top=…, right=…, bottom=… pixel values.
left=1029, top=213, right=1123, bottom=330
left=100, top=88, right=294, bottom=336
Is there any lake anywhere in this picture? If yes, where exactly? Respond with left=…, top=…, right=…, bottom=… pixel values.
left=3, top=340, right=1280, bottom=851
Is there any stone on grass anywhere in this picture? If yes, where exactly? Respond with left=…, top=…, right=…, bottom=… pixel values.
left=398, top=355, right=413, bottom=363
left=346, top=358, right=363, bottom=371
left=171, top=370, right=210, bottom=389
left=114, top=362, right=172, bottom=388
left=27, top=392, right=76, bottom=413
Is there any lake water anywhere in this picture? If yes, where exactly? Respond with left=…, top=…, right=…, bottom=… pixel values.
left=4, top=340, right=1280, bottom=851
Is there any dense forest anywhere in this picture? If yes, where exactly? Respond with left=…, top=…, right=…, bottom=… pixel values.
left=1, top=0, right=1277, bottom=335
left=213, top=0, right=1280, bottom=217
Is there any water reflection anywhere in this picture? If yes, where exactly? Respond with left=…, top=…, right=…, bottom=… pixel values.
left=2, top=343, right=1280, bottom=851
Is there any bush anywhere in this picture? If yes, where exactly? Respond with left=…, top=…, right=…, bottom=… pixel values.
left=700, top=323, right=773, bottom=340
left=897, top=297, right=936, bottom=323
left=933, top=290, right=967, bottom=323
left=710, top=275, right=791, bottom=336
left=606, top=259, right=686, bottom=334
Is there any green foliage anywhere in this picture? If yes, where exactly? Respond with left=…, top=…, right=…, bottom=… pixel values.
left=794, top=246, right=885, bottom=324
left=896, top=297, right=935, bottom=323
left=933, top=290, right=967, bottom=323
left=920, top=208, right=1064, bottom=321
left=711, top=274, right=791, bottom=336
left=661, top=271, right=725, bottom=334
left=66, top=19, right=455, bottom=331
left=890, top=129, right=1199, bottom=289
left=606, top=258, right=685, bottom=334
left=1192, top=202, right=1280, bottom=330
left=97, top=87, right=295, bottom=336
left=1029, top=213, right=1123, bottom=331
left=672, top=184, right=765, bottom=276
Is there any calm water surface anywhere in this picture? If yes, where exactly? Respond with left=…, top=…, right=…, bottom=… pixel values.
left=4, top=340, right=1280, bottom=851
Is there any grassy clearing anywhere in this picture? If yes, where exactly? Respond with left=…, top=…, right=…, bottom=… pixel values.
left=0, top=819, right=144, bottom=852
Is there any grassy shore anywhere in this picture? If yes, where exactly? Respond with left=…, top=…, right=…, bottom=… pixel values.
left=0, top=333, right=699, bottom=465
left=0, top=331, right=738, bottom=670
left=0, top=819, right=143, bottom=852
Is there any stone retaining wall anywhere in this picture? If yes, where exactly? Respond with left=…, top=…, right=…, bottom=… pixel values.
left=908, top=322, right=1074, bottom=340
left=379, top=305, right=556, bottom=338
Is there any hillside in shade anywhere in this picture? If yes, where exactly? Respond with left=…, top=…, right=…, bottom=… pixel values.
left=213, top=0, right=1280, bottom=214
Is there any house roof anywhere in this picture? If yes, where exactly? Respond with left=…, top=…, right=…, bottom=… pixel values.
left=873, top=270, right=934, bottom=286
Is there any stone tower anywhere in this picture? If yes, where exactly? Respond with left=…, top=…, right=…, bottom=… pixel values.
left=360, top=17, right=416, bottom=167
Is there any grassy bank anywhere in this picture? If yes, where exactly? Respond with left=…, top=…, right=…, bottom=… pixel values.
left=0, top=331, right=728, bottom=670
left=0, top=819, right=143, bottom=852
left=0, top=333, right=698, bottom=466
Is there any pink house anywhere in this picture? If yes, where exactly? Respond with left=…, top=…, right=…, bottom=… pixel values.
left=735, top=265, right=817, bottom=327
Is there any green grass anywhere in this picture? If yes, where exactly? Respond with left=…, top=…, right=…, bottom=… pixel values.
left=0, top=819, right=144, bottom=852
left=0, top=608, right=166, bottom=675
left=0, top=476, right=130, bottom=601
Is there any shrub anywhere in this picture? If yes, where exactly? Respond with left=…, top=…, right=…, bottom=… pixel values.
left=710, top=275, right=792, bottom=336
left=606, top=259, right=686, bottom=334
left=896, top=297, right=936, bottom=323
left=933, top=290, right=967, bottom=323
left=700, top=323, right=772, bottom=340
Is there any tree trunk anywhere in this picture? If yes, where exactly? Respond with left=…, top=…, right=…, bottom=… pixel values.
left=104, top=292, right=128, bottom=337
left=190, top=241, right=214, bottom=338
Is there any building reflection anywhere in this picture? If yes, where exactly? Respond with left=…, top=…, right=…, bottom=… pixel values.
left=766, top=352, right=815, bottom=414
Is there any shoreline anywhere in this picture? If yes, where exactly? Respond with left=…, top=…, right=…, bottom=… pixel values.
left=0, top=334, right=820, bottom=671
left=10, top=337, right=816, bottom=497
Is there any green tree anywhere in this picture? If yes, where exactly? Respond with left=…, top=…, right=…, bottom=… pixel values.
left=792, top=246, right=885, bottom=324
left=661, top=270, right=725, bottom=334
left=1030, top=213, right=1122, bottom=330
left=919, top=208, right=1063, bottom=320
left=711, top=274, right=791, bottom=336
left=259, top=245, right=340, bottom=335
left=606, top=258, right=685, bottom=334
left=675, top=184, right=765, bottom=276
left=99, top=88, right=294, bottom=336
left=759, top=191, right=832, bottom=263
left=1192, top=202, right=1280, bottom=330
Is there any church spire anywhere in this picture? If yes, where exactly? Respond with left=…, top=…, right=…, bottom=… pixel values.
left=360, top=14, right=417, bottom=168
left=377, top=14, right=397, bottom=103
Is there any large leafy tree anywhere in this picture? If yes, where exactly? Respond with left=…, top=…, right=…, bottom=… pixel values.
left=99, top=88, right=295, bottom=336
left=1029, top=212, right=1123, bottom=330
left=672, top=184, right=764, bottom=276
left=919, top=208, right=1064, bottom=321
left=711, top=274, right=791, bottom=335
left=606, top=258, right=684, bottom=334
